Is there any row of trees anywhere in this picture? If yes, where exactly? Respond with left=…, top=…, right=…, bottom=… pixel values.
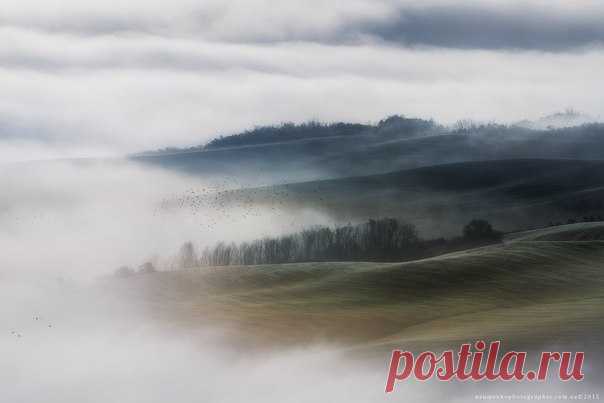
left=137, top=116, right=440, bottom=156
left=204, top=121, right=371, bottom=149
left=114, top=218, right=502, bottom=276
left=114, top=261, right=156, bottom=277
left=199, top=218, right=420, bottom=266
left=204, top=116, right=438, bottom=150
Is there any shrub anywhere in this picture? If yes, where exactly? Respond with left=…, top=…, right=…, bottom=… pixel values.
left=463, top=219, right=502, bottom=241
left=114, top=266, right=135, bottom=278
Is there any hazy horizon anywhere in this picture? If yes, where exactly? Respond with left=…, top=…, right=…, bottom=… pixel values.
left=2, top=3, right=603, bottom=402
left=2, top=0, right=604, bottom=161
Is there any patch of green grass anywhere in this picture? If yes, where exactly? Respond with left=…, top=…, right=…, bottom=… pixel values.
left=119, top=223, right=604, bottom=350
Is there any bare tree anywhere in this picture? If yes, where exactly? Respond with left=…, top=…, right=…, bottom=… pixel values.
left=178, top=241, right=198, bottom=268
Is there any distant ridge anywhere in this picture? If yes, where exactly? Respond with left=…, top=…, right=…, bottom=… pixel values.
left=135, top=115, right=438, bottom=156
left=515, top=109, right=598, bottom=130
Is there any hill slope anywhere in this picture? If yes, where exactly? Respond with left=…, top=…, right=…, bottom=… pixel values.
left=133, top=124, right=604, bottom=185
left=197, top=159, right=604, bottom=237
left=112, top=223, right=604, bottom=352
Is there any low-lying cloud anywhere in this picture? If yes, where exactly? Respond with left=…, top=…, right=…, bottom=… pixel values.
left=356, top=3, right=604, bottom=51
left=1, top=1, right=603, bottom=160
left=0, top=160, right=330, bottom=280
left=1, top=260, right=600, bottom=403
left=3, top=1, right=604, bottom=51
left=1, top=32, right=603, bottom=159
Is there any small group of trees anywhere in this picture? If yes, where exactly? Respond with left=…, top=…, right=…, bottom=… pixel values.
left=377, top=115, right=437, bottom=136
left=114, top=261, right=156, bottom=278
left=462, top=219, right=502, bottom=242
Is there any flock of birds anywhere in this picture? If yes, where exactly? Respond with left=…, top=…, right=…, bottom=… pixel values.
left=2, top=174, right=336, bottom=287
left=3, top=210, right=58, bottom=230
left=154, top=178, right=331, bottom=233
left=10, top=315, right=53, bottom=341
left=3, top=175, right=334, bottom=236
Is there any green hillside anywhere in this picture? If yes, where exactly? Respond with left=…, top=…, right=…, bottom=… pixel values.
left=115, top=222, right=604, bottom=352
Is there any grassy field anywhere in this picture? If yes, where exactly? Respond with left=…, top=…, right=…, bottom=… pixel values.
left=112, top=222, right=604, bottom=354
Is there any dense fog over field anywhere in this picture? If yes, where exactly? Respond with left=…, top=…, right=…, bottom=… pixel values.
left=0, top=277, right=436, bottom=403
left=1, top=269, right=600, bottom=402
left=0, top=160, right=361, bottom=402
left=1, top=268, right=392, bottom=403
left=2, top=1, right=604, bottom=401
left=0, top=160, right=332, bottom=280
left=1, top=158, right=602, bottom=403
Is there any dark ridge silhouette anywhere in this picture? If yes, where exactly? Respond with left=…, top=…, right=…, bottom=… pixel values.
left=205, top=121, right=372, bottom=149
left=188, top=158, right=604, bottom=237
left=132, top=120, right=604, bottom=184
left=136, top=115, right=438, bottom=155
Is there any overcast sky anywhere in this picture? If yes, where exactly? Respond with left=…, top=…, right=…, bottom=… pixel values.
left=1, top=0, right=604, bottom=161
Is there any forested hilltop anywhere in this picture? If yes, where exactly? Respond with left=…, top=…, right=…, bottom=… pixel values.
left=138, top=115, right=439, bottom=155
left=132, top=113, right=604, bottom=186
left=134, top=111, right=602, bottom=157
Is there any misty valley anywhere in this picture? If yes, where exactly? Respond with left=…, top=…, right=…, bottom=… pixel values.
left=2, top=114, right=604, bottom=402
left=4, top=2, right=604, bottom=400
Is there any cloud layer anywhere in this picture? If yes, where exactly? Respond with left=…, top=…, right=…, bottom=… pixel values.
left=1, top=1, right=603, bottom=160
left=4, top=1, right=604, bottom=50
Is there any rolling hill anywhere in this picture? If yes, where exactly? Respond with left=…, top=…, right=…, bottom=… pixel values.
left=110, top=222, right=604, bottom=354
left=133, top=123, right=604, bottom=185
left=192, top=159, right=604, bottom=237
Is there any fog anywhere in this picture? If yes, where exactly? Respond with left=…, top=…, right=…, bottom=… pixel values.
left=0, top=159, right=412, bottom=402
left=0, top=159, right=332, bottom=281
left=2, top=42, right=603, bottom=161
left=1, top=272, right=599, bottom=402
left=2, top=0, right=603, bottom=399
left=1, top=272, right=349, bottom=401
left=0, top=274, right=423, bottom=403
left=0, top=160, right=352, bottom=402
left=2, top=0, right=604, bottom=161
left=1, top=159, right=600, bottom=402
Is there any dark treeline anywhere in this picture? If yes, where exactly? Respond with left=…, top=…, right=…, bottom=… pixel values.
left=134, top=114, right=604, bottom=159
left=200, top=218, right=420, bottom=266
left=137, top=115, right=440, bottom=156
left=204, top=116, right=438, bottom=150
left=195, top=218, right=500, bottom=267
left=205, top=121, right=371, bottom=149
